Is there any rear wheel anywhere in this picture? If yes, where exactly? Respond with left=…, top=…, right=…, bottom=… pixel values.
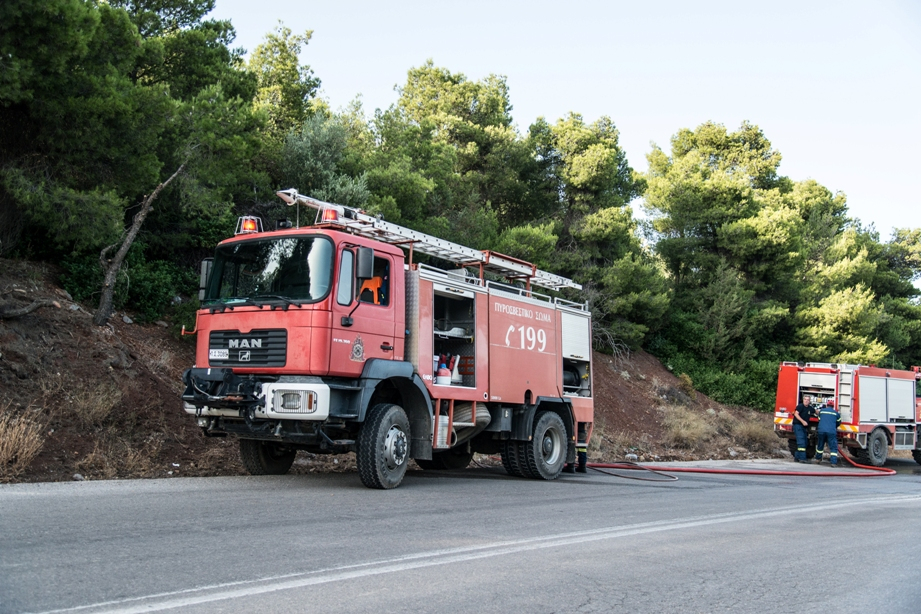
left=500, top=440, right=528, bottom=477
left=912, top=449, right=921, bottom=465
left=523, top=412, right=567, bottom=480
left=866, top=428, right=889, bottom=467
left=357, top=403, right=411, bottom=489
left=787, top=438, right=797, bottom=458
left=849, top=446, right=870, bottom=464
left=239, top=439, right=296, bottom=475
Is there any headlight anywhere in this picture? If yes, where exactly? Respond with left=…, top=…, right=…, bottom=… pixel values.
left=273, top=389, right=316, bottom=413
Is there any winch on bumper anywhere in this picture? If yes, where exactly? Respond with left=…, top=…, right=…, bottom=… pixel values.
left=182, top=368, right=331, bottom=421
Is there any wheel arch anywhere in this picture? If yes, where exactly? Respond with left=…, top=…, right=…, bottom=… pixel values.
left=359, top=359, right=433, bottom=460
left=510, top=397, right=576, bottom=465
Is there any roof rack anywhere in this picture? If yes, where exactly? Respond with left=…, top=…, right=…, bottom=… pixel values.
left=276, top=189, right=581, bottom=292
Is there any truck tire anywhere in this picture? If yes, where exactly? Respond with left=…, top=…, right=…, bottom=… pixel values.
left=912, top=450, right=921, bottom=465
left=239, top=439, right=296, bottom=475
left=357, top=403, right=411, bottom=489
left=787, top=438, right=797, bottom=458
left=417, top=448, right=474, bottom=471
left=523, top=411, right=567, bottom=480
left=865, top=429, right=889, bottom=467
left=500, top=440, right=528, bottom=477
left=849, top=446, right=870, bottom=464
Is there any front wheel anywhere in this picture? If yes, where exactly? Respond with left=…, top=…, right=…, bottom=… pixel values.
left=357, top=403, right=411, bottom=489
left=239, top=439, right=296, bottom=475
left=523, top=412, right=567, bottom=480
left=912, top=449, right=921, bottom=466
left=866, top=429, right=889, bottom=467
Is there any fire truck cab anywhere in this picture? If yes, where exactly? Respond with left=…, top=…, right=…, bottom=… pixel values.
left=774, top=361, right=921, bottom=466
left=181, top=190, right=594, bottom=488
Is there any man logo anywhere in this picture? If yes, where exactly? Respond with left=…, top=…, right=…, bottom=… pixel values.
left=239, top=351, right=251, bottom=362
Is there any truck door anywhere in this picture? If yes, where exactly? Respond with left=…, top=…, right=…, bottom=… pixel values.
left=329, top=248, right=396, bottom=377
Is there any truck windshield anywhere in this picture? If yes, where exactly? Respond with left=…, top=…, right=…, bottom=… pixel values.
left=205, top=236, right=333, bottom=304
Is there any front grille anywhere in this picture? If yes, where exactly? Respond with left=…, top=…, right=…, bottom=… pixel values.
left=209, top=329, right=287, bottom=367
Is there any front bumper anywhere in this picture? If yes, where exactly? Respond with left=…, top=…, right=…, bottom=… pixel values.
left=182, top=368, right=331, bottom=420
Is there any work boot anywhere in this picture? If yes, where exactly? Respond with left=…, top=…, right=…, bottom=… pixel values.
left=562, top=464, right=575, bottom=474
left=576, top=451, right=587, bottom=473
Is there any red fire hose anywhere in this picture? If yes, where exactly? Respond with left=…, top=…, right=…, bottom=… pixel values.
left=585, top=448, right=896, bottom=478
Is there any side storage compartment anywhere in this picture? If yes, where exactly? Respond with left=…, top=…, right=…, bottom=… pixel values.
left=560, top=308, right=592, bottom=398
left=432, top=282, right=476, bottom=388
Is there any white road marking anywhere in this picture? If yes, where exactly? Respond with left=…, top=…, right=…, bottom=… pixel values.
left=28, top=494, right=921, bottom=614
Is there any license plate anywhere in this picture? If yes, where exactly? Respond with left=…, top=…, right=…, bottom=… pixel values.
left=209, top=349, right=229, bottom=360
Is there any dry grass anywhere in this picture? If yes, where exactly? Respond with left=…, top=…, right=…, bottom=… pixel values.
left=659, top=403, right=776, bottom=455
left=588, top=419, right=655, bottom=460
left=75, top=436, right=164, bottom=480
left=677, top=373, right=696, bottom=397
left=661, top=405, right=712, bottom=448
left=134, top=338, right=176, bottom=376
left=730, top=416, right=778, bottom=454
left=0, top=403, right=45, bottom=480
left=68, top=382, right=123, bottom=429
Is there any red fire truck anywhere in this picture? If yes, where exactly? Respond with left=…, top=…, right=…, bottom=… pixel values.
left=181, top=190, right=594, bottom=488
left=774, top=362, right=921, bottom=466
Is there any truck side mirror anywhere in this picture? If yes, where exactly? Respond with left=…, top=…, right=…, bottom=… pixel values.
left=198, top=258, right=213, bottom=301
left=356, top=247, right=374, bottom=281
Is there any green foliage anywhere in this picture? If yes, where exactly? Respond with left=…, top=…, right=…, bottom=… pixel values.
left=61, top=247, right=195, bottom=322
left=281, top=115, right=369, bottom=207
left=657, top=351, right=777, bottom=411
left=248, top=22, right=320, bottom=138
left=110, top=0, right=215, bottom=38
left=0, top=0, right=98, bottom=105
left=644, top=120, right=920, bottom=393
left=495, top=223, right=559, bottom=271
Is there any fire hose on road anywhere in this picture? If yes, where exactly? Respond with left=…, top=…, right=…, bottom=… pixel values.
left=583, top=447, right=895, bottom=480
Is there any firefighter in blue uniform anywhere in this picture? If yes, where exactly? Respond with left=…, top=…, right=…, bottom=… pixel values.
left=792, top=395, right=815, bottom=462
left=814, top=398, right=841, bottom=465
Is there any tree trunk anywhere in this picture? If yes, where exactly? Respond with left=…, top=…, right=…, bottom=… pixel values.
left=93, top=164, right=185, bottom=327
left=0, top=300, right=59, bottom=319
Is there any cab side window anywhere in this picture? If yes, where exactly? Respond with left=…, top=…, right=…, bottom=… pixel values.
left=337, top=249, right=354, bottom=306
left=358, top=256, right=390, bottom=306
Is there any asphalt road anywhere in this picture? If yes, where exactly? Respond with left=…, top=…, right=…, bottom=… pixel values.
left=2, top=460, right=920, bottom=614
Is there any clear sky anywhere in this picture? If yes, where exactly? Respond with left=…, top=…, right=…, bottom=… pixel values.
left=209, top=0, right=920, bottom=238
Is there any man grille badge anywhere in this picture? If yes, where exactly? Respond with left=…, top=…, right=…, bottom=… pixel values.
left=239, top=350, right=251, bottom=362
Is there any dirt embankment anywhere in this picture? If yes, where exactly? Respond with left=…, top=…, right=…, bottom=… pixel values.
left=0, top=259, right=780, bottom=483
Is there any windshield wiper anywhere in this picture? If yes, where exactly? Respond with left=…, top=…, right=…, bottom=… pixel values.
left=207, top=297, right=265, bottom=313
left=254, top=294, right=302, bottom=309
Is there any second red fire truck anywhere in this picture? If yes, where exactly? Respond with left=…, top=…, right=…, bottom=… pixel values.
left=182, top=190, right=594, bottom=488
left=774, top=361, right=921, bottom=466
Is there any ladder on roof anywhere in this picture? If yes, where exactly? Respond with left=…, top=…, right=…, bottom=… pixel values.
left=276, top=189, right=581, bottom=292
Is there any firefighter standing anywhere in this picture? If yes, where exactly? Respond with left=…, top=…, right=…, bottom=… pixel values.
left=563, top=422, right=588, bottom=474
left=792, top=395, right=815, bottom=462
left=814, top=398, right=841, bottom=465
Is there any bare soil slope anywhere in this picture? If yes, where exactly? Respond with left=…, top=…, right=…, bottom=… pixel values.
left=0, top=260, right=780, bottom=483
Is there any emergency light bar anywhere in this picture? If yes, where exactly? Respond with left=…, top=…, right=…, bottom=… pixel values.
left=235, top=216, right=262, bottom=235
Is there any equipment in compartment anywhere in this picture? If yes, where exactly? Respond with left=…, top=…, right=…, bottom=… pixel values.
left=563, top=358, right=591, bottom=397
left=432, top=289, right=475, bottom=387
